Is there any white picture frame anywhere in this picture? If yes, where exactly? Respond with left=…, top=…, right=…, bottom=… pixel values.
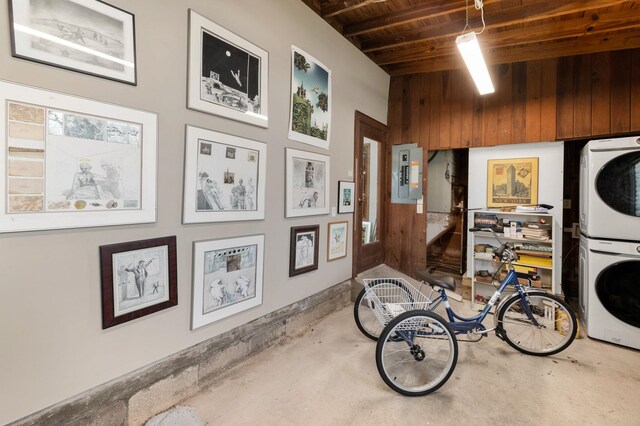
left=285, top=147, right=330, bottom=218
left=337, top=180, right=355, bottom=214
left=327, top=221, right=348, bottom=261
left=187, top=9, right=268, bottom=128
left=9, top=0, right=137, bottom=85
left=288, top=45, right=331, bottom=149
left=192, top=234, right=264, bottom=329
left=0, top=80, right=157, bottom=233
left=182, top=125, right=267, bottom=223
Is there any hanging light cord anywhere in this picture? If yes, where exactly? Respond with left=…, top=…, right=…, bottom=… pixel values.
left=463, top=0, right=487, bottom=35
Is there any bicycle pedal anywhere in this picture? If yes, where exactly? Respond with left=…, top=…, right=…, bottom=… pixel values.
left=494, top=326, right=507, bottom=341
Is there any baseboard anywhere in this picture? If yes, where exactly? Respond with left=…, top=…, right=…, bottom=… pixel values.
left=11, top=280, right=352, bottom=426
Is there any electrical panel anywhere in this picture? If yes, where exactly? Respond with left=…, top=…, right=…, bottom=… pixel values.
left=391, top=144, right=423, bottom=204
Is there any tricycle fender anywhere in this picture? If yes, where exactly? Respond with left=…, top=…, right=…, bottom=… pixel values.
left=493, top=289, right=548, bottom=328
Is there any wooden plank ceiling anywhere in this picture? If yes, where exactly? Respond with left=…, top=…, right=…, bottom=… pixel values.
left=300, top=0, right=640, bottom=75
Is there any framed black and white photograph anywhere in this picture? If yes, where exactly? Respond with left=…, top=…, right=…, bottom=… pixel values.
left=327, top=221, right=348, bottom=261
left=289, top=225, right=319, bottom=277
left=285, top=148, right=330, bottom=218
left=192, top=234, right=264, bottom=329
left=100, top=236, right=177, bottom=329
left=183, top=125, right=267, bottom=224
left=288, top=45, right=331, bottom=149
left=337, top=180, right=355, bottom=214
left=0, top=80, right=157, bottom=233
left=9, top=0, right=137, bottom=85
left=187, top=9, right=268, bottom=128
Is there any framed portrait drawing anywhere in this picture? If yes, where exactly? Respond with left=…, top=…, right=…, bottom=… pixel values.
left=285, top=148, right=330, bottom=218
left=100, top=236, right=177, bottom=329
left=327, top=221, right=348, bottom=261
left=192, top=234, right=264, bottom=329
left=187, top=9, right=268, bottom=128
left=9, top=0, right=137, bottom=85
left=487, top=157, right=539, bottom=208
left=289, top=225, right=319, bottom=277
left=288, top=46, right=331, bottom=149
left=0, top=80, right=157, bottom=233
left=337, top=180, right=355, bottom=214
left=183, top=125, right=266, bottom=223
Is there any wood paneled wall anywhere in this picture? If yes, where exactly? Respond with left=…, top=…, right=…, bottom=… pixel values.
left=385, top=48, right=640, bottom=276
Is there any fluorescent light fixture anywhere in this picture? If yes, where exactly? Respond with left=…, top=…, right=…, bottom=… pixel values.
left=456, top=32, right=494, bottom=95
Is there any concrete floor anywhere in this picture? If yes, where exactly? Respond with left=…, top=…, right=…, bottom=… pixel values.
left=151, top=268, right=640, bottom=426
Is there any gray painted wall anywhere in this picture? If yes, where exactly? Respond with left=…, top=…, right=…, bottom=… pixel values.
left=0, top=1, right=389, bottom=423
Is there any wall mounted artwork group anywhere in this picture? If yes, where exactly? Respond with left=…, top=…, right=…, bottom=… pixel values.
left=0, top=80, right=157, bottom=233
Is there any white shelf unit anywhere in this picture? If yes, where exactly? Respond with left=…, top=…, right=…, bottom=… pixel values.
left=467, top=210, right=561, bottom=308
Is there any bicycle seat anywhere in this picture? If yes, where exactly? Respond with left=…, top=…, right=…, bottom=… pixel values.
left=415, top=269, right=456, bottom=291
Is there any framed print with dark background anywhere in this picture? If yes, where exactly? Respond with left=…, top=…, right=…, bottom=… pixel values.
left=188, top=9, right=268, bottom=128
left=9, top=0, right=137, bottom=85
left=289, top=225, right=319, bottom=277
left=100, top=236, right=177, bottom=329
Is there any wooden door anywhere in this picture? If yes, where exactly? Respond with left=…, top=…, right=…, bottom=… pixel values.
left=353, top=111, right=388, bottom=276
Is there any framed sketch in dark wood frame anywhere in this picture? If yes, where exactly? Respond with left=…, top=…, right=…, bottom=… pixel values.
left=9, top=0, right=137, bottom=85
left=289, top=225, right=319, bottom=277
left=100, top=236, right=177, bottom=329
left=337, top=180, right=355, bottom=213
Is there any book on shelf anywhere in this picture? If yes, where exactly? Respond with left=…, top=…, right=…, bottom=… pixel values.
left=516, top=249, right=552, bottom=258
left=517, top=254, right=552, bottom=267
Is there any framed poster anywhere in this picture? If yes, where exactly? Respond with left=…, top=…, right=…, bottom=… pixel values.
left=9, top=0, right=137, bottom=85
left=183, top=125, right=267, bottom=223
left=0, top=80, right=157, bottom=233
left=187, top=9, right=268, bottom=128
left=288, top=46, right=331, bottom=149
left=100, top=236, right=177, bottom=329
left=285, top=148, right=330, bottom=218
left=487, top=157, right=539, bottom=208
left=192, top=234, right=264, bottom=329
left=327, top=221, right=348, bottom=261
left=337, top=180, right=355, bottom=214
left=289, top=225, right=319, bottom=277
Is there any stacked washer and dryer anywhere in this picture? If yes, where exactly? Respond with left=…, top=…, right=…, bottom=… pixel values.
left=579, top=136, right=640, bottom=350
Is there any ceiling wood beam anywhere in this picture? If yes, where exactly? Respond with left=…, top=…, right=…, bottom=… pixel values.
left=384, top=29, right=640, bottom=75
left=321, top=0, right=381, bottom=18
left=343, top=0, right=498, bottom=37
left=361, top=0, right=631, bottom=52
left=371, top=8, right=640, bottom=65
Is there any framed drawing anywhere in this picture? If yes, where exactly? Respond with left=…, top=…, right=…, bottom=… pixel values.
left=289, top=225, right=319, bottom=277
left=9, top=0, right=137, bottom=85
left=288, top=46, right=331, bottom=149
left=183, top=125, right=266, bottom=223
left=327, top=221, right=348, bottom=261
left=487, top=157, right=539, bottom=208
left=285, top=148, right=330, bottom=218
left=337, top=180, right=355, bottom=214
left=0, top=80, right=157, bottom=233
left=192, top=234, right=264, bottom=329
left=187, top=9, right=268, bottom=128
left=100, top=236, right=177, bottom=329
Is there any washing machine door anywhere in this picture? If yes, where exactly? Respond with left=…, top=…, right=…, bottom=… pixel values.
left=595, top=151, right=640, bottom=218
left=595, top=260, right=640, bottom=328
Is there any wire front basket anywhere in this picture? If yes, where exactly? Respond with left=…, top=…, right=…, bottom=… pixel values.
left=362, top=278, right=433, bottom=328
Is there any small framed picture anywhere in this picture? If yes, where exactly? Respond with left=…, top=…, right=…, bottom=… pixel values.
left=285, top=148, right=330, bottom=218
left=9, top=0, right=137, bottom=85
left=192, top=234, right=264, bottom=329
left=100, top=236, right=178, bottom=329
left=337, top=180, right=355, bottom=214
left=327, top=221, right=348, bottom=261
left=182, top=125, right=267, bottom=224
left=187, top=9, right=268, bottom=128
left=290, top=225, right=320, bottom=277
left=362, top=221, right=372, bottom=244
